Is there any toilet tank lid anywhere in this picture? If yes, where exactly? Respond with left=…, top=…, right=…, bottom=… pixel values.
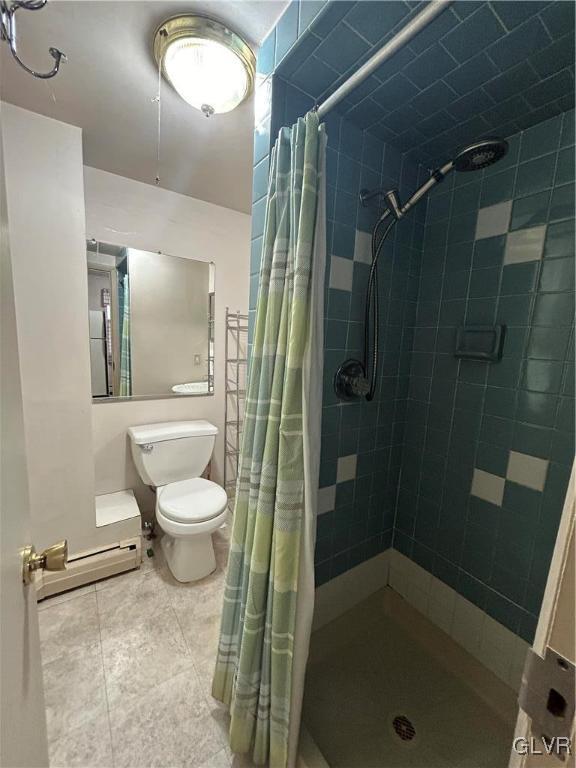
left=128, top=420, right=218, bottom=444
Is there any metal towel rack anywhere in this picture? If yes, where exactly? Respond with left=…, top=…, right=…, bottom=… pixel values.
left=224, top=308, right=248, bottom=513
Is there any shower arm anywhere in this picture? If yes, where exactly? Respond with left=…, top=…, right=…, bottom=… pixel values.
left=399, top=161, right=453, bottom=217
left=361, top=160, right=455, bottom=224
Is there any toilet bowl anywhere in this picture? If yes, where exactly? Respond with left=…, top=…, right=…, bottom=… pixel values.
left=156, top=478, right=227, bottom=582
left=128, top=420, right=227, bottom=583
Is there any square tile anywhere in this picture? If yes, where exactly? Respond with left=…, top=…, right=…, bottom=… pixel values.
left=445, top=52, right=500, bottom=96
left=539, top=256, right=575, bottom=293
left=38, top=592, right=100, bottom=664
left=488, top=16, right=551, bottom=71
left=345, top=1, right=409, bottom=46
left=442, top=5, right=506, bottom=64
left=109, top=670, right=225, bottom=768
left=43, top=643, right=107, bottom=743
left=329, top=256, right=353, bottom=291
left=471, top=468, right=505, bottom=506
left=475, top=201, right=512, bottom=240
left=515, top=154, right=556, bottom=198
left=504, top=225, right=546, bottom=265
left=506, top=450, right=549, bottom=491
left=533, top=293, right=575, bottom=327
left=100, top=605, right=194, bottom=709
left=500, top=261, right=539, bottom=295
left=510, top=190, right=551, bottom=232
left=354, top=229, right=372, bottom=264
left=275, top=0, right=298, bottom=66
left=48, top=713, right=113, bottom=768
left=315, top=23, right=370, bottom=76
left=544, top=220, right=575, bottom=260
left=522, top=359, right=564, bottom=394
left=318, top=485, right=336, bottom=514
left=337, top=454, right=357, bottom=484
left=527, top=327, right=571, bottom=361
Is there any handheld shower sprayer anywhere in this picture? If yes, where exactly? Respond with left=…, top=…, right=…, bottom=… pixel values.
left=334, top=138, right=509, bottom=402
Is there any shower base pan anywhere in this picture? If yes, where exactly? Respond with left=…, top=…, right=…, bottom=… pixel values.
left=303, top=587, right=517, bottom=768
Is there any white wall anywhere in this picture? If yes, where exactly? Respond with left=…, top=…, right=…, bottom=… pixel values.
left=1, top=104, right=97, bottom=554
left=84, top=167, right=250, bottom=514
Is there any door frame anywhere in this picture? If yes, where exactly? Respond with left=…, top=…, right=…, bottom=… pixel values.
left=509, top=458, right=575, bottom=767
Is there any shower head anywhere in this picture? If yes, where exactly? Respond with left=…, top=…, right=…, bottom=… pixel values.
left=452, top=139, right=509, bottom=172
left=358, top=137, right=509, bottom=222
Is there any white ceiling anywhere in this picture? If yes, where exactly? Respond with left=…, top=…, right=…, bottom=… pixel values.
left=0, top=1, right=289, bottom=213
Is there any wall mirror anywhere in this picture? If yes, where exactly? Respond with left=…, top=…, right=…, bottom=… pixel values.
left=86, top=240, right=214, bottom=401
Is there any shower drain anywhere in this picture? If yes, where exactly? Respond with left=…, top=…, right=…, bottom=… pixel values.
left=392, top=715, right=416, bottom=742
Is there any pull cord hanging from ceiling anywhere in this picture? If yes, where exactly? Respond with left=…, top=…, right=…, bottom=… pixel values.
left=0, top=0, right=65, bottom=79
left=152, top=35, right=165, bottom=187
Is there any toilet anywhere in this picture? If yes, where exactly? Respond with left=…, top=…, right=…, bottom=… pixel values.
left=128, top=420, right=227, bottom=582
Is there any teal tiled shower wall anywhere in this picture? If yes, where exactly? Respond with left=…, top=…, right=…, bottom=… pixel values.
left=249, top=2, right=574, bottom=647
left=315, top=101, right=426, bottom=585
left=249, top=74, right=428, bottom=586
left=396, top=110, right=575, bottom=643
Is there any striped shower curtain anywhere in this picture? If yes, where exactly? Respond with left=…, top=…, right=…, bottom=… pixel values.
left=119, top=273, right=131, bottom=396
left=212, top=111, right=326, bottom=767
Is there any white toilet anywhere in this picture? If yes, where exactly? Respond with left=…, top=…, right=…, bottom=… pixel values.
left=128, top=420, right=228, bottom=582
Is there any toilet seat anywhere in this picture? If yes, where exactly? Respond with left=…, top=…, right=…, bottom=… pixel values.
left=157, top=478, right=227, bottom=524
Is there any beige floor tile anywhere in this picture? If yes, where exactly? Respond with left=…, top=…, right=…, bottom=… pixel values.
left=194, top=749, right=232, bottom=768
left=37, top=583, right=96, bottom=612
left=109, top=669, right=225, bottom=768
left=100, top=604, right=194, bottom=709
left=39, top=592, right=100, bottom=665
left=177, top=599, right=221, bottom=660
left=96, top=568, right=168, bottom=630
left=43, top=642, right=108, bottom=744
left=48, top=712, right=113, bottom=768
left=94, top=563, right=148, bottom=593
left=139, top=536, right=166, bottom=573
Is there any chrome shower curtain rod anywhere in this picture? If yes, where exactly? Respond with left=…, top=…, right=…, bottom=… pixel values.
left=316, top=0, right=453, bottom=120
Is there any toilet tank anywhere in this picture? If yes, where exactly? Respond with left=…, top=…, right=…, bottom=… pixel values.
left=128, top=420, right=218, bottom=487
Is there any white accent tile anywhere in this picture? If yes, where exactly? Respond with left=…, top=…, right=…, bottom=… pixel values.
left=477, top=613, right=520, bottom=686
left=504, top=225, right=546, bottom=265
left=451, top=596, right=485, bottom=656
left=329, top=256, right=353, bottom=291
left=312, top=551, right=390, bottom=631
left=475, top=200, right=512, bottom=240
left=430, top=576, right=457, bottom=609
left=427, top=577, right=457, bottom=634
left=471, top=468, right=505, bottom=506
left=427, top=597, right=455, bottom=634
left=336, top=454, right=357, bottom=483
left=508, top=636, right=530, bottom=692
left=354, top=229, right=372, bottom=264
left=389, top=549, right=433, bottom=608
left=388, top=552, right=529, bottom=694
left=318, top=485, right=336, bottom=515
left=506, top=450, right=549, bottom=491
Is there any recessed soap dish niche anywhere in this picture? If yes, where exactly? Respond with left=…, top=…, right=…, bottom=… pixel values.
left=454, top=325, right=505, bottom=362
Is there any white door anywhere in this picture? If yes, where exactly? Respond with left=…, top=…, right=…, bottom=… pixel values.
left=509, top=461, right=575, bottom=768
left=0, top=132, right=49, bottom=767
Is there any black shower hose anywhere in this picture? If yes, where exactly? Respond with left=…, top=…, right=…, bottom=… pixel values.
left=363, top=217, right=397, bottom=402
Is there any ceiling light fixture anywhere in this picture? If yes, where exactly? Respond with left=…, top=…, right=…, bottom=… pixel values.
left=153, top=15, right=256, bottom=117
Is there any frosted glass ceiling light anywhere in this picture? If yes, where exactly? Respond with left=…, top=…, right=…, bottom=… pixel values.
left=154, top=15, right=255, bottom=117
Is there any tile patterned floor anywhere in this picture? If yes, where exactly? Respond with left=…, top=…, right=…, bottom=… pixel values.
left=38, top=528, right=243, bottom=768
left=303, top=592, right=515, bottom=768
